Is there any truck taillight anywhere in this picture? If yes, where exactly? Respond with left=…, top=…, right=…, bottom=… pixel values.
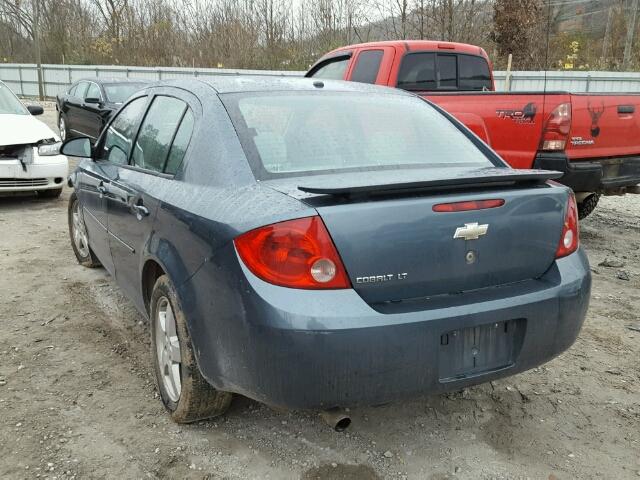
left=234, top=216, right=351, bottom=289
left=555, top=194, right=579, bottom=258
left=541, top=103, right=571, bottom=151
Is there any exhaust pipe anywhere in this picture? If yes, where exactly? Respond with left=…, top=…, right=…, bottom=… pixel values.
left=319, top=408, right=351, bottom=432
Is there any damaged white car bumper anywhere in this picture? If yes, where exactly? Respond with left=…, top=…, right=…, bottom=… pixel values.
left=0, top=148, right=68, bottom=192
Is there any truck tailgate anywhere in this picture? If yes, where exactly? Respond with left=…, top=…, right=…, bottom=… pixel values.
left=567, top=94, right=640, bottom=160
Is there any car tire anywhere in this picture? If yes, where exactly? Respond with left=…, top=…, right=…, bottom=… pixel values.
left=150, top=275, right=232, bottom=423
left=68, top=193, right=101, bottom=268
left=38, top=188, right=62, bottom=199
left=577, top=193, right=600, bottom=220
left=58, top=114, right=68, bottom=141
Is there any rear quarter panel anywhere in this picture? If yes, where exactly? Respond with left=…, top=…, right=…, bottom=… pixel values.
left=424, top=93, right=570, bottom=169
left=566, top=93, right=640, bottom=160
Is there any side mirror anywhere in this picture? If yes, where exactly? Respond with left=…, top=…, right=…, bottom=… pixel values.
left=27, top=105, right=44, bottom=115
left=84, top=97, right=101, bottom=105
left=61, top=137, right=92, bottom=158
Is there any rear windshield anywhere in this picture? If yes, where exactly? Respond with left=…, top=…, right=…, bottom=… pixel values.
left=0, top=83, right=28, bottom=115
left=222, top=92, right=495, bottom=179
left=104, top=83, right=147, bottom=103
left=397, top=53, right=491, bottom=91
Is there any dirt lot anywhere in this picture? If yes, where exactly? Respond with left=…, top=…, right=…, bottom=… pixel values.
left=1, top=107, right=639, bottom=480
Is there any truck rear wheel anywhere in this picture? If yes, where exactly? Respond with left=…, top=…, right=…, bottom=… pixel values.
left=577, top=194, right=600, bottom=220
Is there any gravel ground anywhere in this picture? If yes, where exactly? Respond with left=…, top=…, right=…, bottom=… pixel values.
left=0, top=108, right=639, bottom=479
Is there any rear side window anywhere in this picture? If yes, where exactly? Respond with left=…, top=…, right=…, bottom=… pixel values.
left=397, top=53, right=436, bottom=90
left=132, top=96, right=189, bottom=173
left=397, top=53, right=491, bottom=91
left=165, top=109, right=194, bottom=175
left=351, top=50, right=383, bottom=84
left=101, top=96, right=147, bottom=165
left=309, top=58, right=349, bottom=80
left=459, top=55, right=491, bottom=90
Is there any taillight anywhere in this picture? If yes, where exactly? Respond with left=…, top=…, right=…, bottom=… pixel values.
left=541, top=103, right=571, bottom=151
left=234, top=216, right=351, bottom=289
left=555, top=194, right=579, bottom=258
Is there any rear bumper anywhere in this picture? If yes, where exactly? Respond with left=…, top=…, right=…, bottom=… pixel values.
left=0, top=155, right=68, bottom=192
left=185, top=247, right=591, bottom=410
left=534, top=152, right=640, bottom=193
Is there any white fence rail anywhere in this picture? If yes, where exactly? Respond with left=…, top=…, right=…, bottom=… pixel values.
left=1, top=63, right=640, bottom=98
left=0, top=64, right=303, bottom=98
left=493, top=70, right=640, bottom=93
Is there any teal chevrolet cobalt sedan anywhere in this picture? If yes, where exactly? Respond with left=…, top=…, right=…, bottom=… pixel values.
left=61, top=76, right=591, bottom=424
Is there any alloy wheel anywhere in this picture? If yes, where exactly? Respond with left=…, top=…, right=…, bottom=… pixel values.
left=71, top=201, right=90, bottom=258
left=155, top=297, right=182, bottom=402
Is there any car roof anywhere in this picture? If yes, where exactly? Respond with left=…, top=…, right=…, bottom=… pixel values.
left=75, top=77, right=151, bottom=84
left=196, top=76, right=412, bottom=95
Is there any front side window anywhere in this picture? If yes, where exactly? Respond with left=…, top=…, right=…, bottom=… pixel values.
left=0, top=82, right=28, bottom=115
left=132, top=96, right=188, bottom=173
left=350, top=50, right=384, bottom=84
left=222, top=92, right=494, bottom=179
left=309, top=58, right=350, bottom=80
left=75, top=82, right=89, bottom=99
left=68, top=84, right=78, bottom=96
left=101, top=96, right=147, bottom=165
left=86, top=83, right=102, bottom=101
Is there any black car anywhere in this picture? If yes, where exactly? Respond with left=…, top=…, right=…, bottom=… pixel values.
left=56, top=77, right=149, bottom=142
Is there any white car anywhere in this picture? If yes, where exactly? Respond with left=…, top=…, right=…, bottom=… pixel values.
left=0, top=81, right=68, bottom=198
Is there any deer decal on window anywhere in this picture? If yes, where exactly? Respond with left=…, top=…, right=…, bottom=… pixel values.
left=587, top=102, right=605, bottom=138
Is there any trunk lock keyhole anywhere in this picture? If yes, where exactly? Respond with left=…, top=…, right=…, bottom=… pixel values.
left=465, top=250, right=477, bottom=264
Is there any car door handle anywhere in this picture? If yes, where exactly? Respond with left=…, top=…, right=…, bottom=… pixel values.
left=97, top=184, right=108, bottom=197
left=618, top=105, right=635, bottom=115
left=132, top=204, right=149, bottom=220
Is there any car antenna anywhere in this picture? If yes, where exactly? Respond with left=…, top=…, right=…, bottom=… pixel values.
left=542, top=0, right=552, bottom=121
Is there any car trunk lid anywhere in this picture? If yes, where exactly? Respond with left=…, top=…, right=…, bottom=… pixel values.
left=265, top=168, right=567, bottom=305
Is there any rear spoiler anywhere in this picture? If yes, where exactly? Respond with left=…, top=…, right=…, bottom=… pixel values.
left=298, top=169, right=563, bottom=196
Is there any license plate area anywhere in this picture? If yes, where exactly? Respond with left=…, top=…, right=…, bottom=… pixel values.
left=438, top=319, right=525, bottom=382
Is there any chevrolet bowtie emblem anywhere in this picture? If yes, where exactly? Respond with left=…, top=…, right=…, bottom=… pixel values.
left=453, top=222, right=489, bottom=241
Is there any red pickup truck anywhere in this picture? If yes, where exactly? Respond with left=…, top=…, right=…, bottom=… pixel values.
left=306, top=40, right=640, bottom=218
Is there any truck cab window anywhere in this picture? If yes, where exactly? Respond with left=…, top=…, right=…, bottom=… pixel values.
left=351, top=50, right=384, bottom=84
left=459, top=55, right=492, bottom=90
left=437, top=55, right=457, bottom=88
left=397, top=53, right=436, bottom=91
left=309, top=58, right=349, bottom=80
left=398, top=52, right=491, bottom=91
